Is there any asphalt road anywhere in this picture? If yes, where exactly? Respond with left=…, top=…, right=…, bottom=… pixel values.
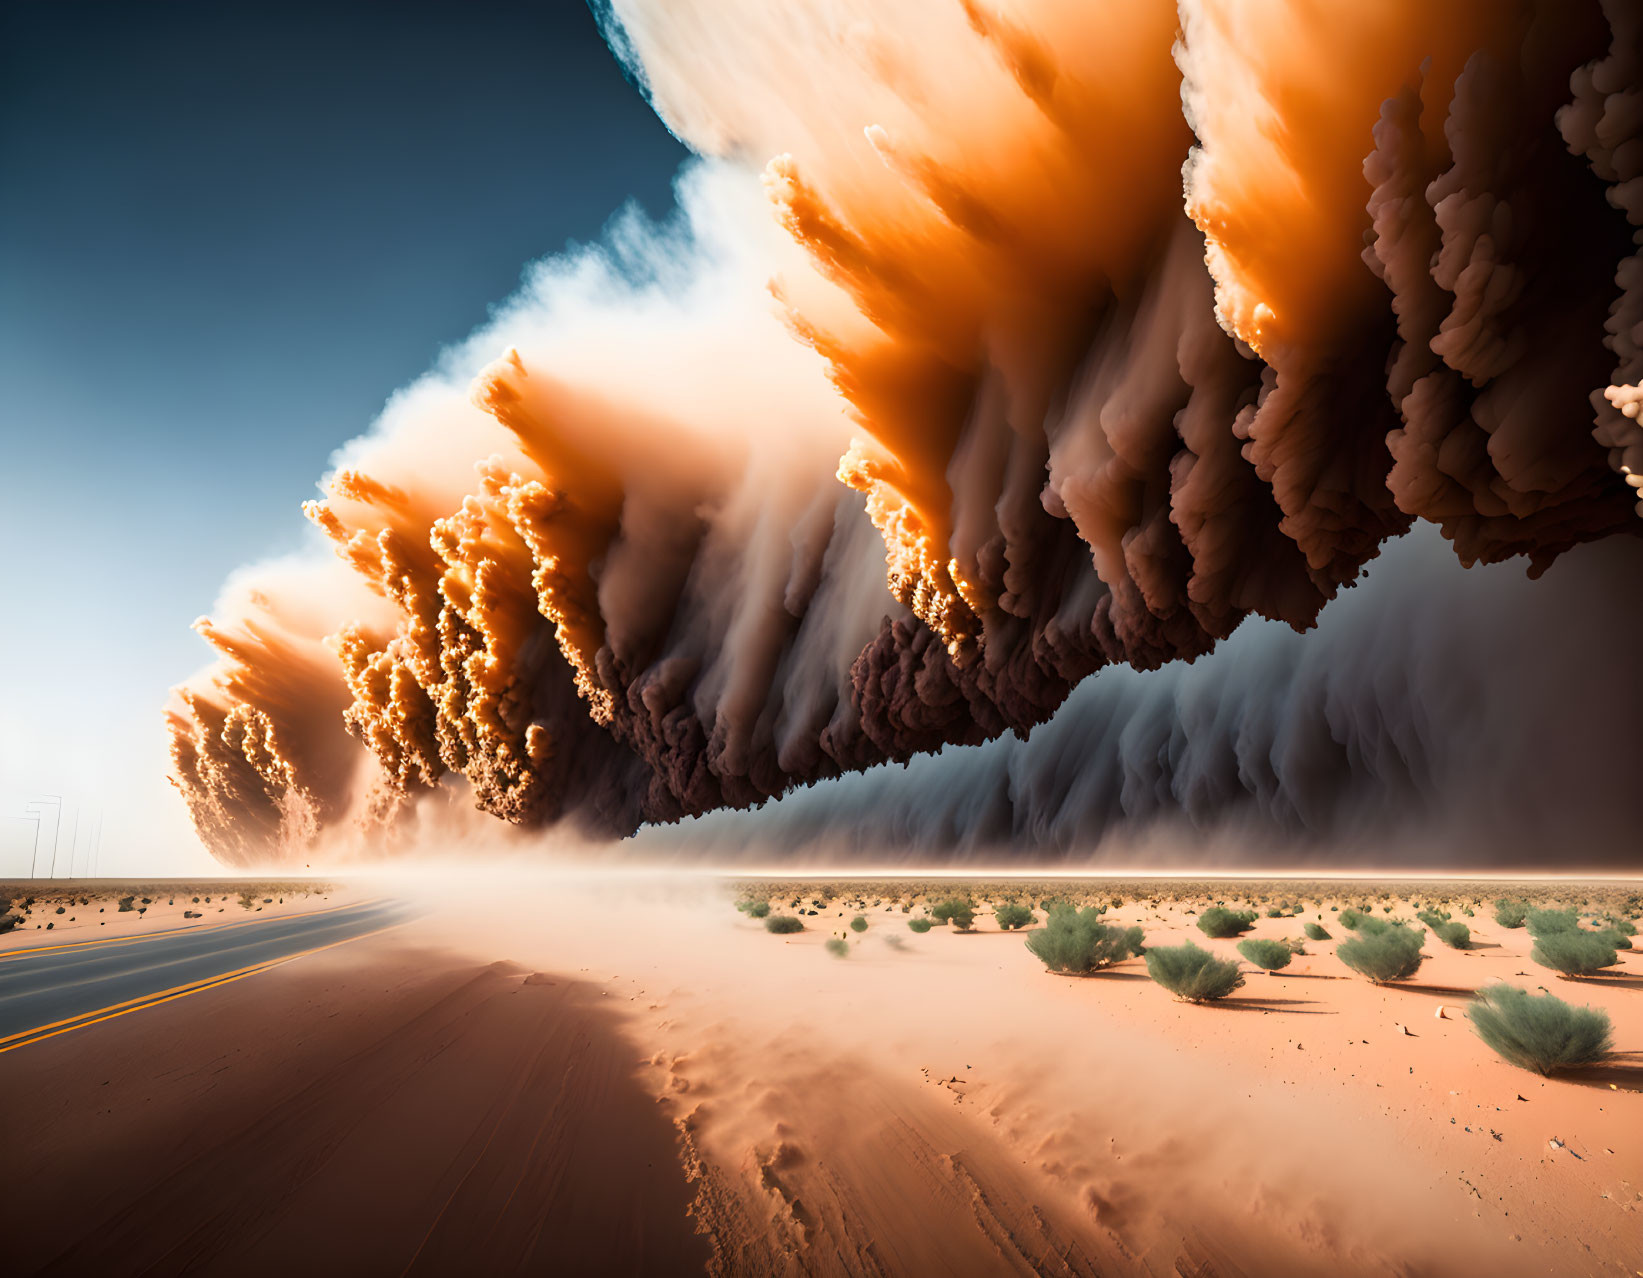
left=0, top=898, right=408, bottom=1050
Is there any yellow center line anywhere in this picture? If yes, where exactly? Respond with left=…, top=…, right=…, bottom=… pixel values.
left=0, top=897, right=381, bottom=962
left=0, top=921, right=403, bottom=1055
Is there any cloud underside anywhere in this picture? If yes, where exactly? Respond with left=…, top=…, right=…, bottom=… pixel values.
left=168, top=0, right=1643, bottom=867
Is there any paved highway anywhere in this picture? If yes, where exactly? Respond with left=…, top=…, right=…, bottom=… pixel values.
left=0, top=898, right=408, bottom=1052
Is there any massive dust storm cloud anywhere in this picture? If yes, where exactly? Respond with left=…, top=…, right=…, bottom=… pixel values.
left=169, top=0, right=1641, bottom=868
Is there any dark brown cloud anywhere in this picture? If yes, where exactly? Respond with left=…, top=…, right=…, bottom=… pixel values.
left=170, top=1, right=1642, bottom=865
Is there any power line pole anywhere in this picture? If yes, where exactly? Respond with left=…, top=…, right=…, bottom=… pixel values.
left=14, top=812, right=42, bottom=877
left=39, top=795, right=63, bottom=877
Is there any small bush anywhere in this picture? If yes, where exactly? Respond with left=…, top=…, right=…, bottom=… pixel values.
left=908, top=917, right=933, bottom=933
left=765, top=915, right=804, bottom=934
left=825, top=937, right=849, bottom=958
left=1415, top=908, right=1450, bottom=929
left=735, top=898, right=771, bottom=918
left=1526, top=908, right=1580, bottom=937
left=931, top=898, right=976, bottom=931
left=1146, top=943, right=1246, bottom=1002
left=1303, top=922, right=1331, bottom=941
left=1264, top=907, right=1284, bottom=918
left=1594, top=927, right=1632, bottom=951
left=117, top=896, right=134, bottom=912
left=1196, top=907, right=1257, bottom=938
left=1468, top=985, right=1613, bottom=1075
left=1025, top=908, right=1144, bottom=974
left=849, top=915, right=868, bottom=933
left=993, top=903, right=1035, bottom=931
left=1337, top=923, right=1425, bottom=983
left=1531, top=931, right=1619, bottom=976
left=1434, top=921, right=1471, bottom=949
left=1337, top=907, right=1364, bottom=930
left=1603, top=915, right=1637, bottom=937
left=1236, top=938, right=1293, bottom=971
left=1493, top=899, right=1528, bottom=928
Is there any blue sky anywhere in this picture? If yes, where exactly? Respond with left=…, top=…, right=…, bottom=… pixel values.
left=0, top=1, right=686, bottom=874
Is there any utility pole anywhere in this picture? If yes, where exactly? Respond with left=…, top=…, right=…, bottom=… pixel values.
left=39, top=795, right=63, bottom=877
left=22, top=799, right=60, bottom=877
left=14, top=812, right=42, bottom=877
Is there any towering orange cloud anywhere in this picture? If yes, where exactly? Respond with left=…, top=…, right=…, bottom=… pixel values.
left=170, top=1, right=1641, bottom=866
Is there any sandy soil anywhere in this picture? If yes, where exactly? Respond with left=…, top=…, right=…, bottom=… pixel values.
left=0, top=878, right=350, bottom=952
left=4, top=874, right=1637, bottom=1276
left=1, top=943, right=708, bottom=1276
left=405, top=875, right=1641, bottom=1276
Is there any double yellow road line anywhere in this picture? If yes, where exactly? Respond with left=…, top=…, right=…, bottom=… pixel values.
left=0, top=921, right=401, bottom=1056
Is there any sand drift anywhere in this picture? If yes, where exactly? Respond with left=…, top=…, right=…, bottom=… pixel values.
left=167, top=1, right=1642, bottom=866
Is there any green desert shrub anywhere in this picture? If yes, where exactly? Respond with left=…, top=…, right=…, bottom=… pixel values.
left=736, top=898, right=771, bottom=919
left=1146, top=943, right=1246, bottom=1002
left=1415, top=908, right=1450, bottom=930
left=1264, top=907, right=1284, bottom=918
left=1236, top=938, right=1293, bottom=971
left=1603, top=915, right=1637, bottom=937
left=1303, top=922, right=1331, bottom=941
left=1593, top=927, right=1632, bottom=951
left=1196, top=907, right=1257, bottom=939
left=1024, top=908, right=1144, bottom=974
left=117, top=895, right=135, bottom=912
left=1337, top=923, right=1425, bottom=983
left=825, top=937, right=849, bottom=958
left=908, top=917, right=933, bottom=933
left=849, top=915, right=868, bottom=933
left=931, top=898, right=976, bottom=931
left=1468, top=985, right=1613, bottom=1075
left=1531, top=930, right=1619, bottom=976
left=993, top=903, right=1035, bottom=931
left=1526, top=908, right=1580, bottom=937
left=1434, top=921, right=1471, bottom=949
left=765, top=915, right=805, bottom=934
left=1492, top=899, right=1528, bottom=928
left=1337, top=907, right=1364, bottom=930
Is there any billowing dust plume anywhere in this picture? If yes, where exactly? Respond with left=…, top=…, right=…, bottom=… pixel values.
left=170, top=0, right=1642, bottom=867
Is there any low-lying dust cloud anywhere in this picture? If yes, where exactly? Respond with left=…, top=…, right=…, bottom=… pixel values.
left=168, top=1, right=1641, bottom=868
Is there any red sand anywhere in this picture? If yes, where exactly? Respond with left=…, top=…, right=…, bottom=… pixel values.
left=1, top=946, right=707, bottom=1276
left=4, top=875, right=1637, bottom=1276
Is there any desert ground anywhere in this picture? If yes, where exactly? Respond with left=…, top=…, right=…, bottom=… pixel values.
left=2, top=873, right=1638, bottom=1276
